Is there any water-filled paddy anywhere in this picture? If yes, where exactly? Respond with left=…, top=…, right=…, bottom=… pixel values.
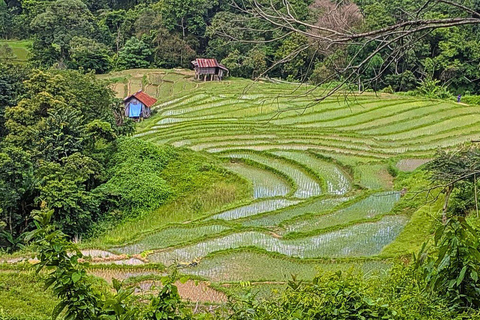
left=114, top=224, right=231, bottom=255
left=241, top=197, right=352, bottom=227
left=270, top=151, right=351, bottom=195
left=183, top=251, right=392, bottom=282
left=208, top=199, right=301, bottom=221
left=285, top=192, right=400, bottom=233
left=148, top=215, right=408, bottom=265
left=223, top=162, right=291, bottom=198
left=225, top=153, right=322, bottom=198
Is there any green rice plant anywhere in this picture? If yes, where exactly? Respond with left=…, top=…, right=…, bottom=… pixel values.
left=279, top=99, right=410, bottom=126
left=407, top=131, right=480, bottom=151
left=89, top=173, right=249, bottom=246
left=284, top=192, right=400, bottom=234
left=384, top=117, right=480, bottom=147
left=363, top=113, right=480, bottom=137
left=271, top=151, right=352, bottom=195
left=182, top=250, right=392, bottom=282
left=382, top=198, right=442, bottom=256
left=88, top=268, right=162, bottom=283
left=192, top=134, right=278, bottom=145
left=191, top=139, right=279, bottom=152
left=181, top=135, right=373, bottom=155
left=326, top=101, right=442, bottom=128
left=172, top=99, right=249, bottom=118
left=99, top=71, right=478, bottom=273
left=309, top=150, right=379, bottom=166
left=343, top=102, right=457, bottom=131
left=156, top=94, right=206, bottom=109
left=273, top=138, right=380, bottom=153
left=114, top=224, right=232, bottom=255
left=161, top=97, right=227, bottom=116
left=147, top=215, right=408, bottom=264
left=247, top=98, right=373, bottom=121
left=208, top=199, right=301, bottom=221
left=391, top=123, right=480, bottom=145
left=187, top=135, right=377, bottom=155
left=214, top=144, right=390, bottom=160
left=225, top=152, right=322, bottom=198
left=241, top=197, right=352, bottom=227
left=224, top=162, right=291, bottom=198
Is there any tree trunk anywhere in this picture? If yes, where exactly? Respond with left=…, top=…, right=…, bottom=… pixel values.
left=475, top=174, right=479, bottom=218
left=443, top=184, right=454, bottom=224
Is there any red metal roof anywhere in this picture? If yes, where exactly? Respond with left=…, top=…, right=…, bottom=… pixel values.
left=124, top=90, right=157, bottom=108
left=192, top=58, right=229, bottom=71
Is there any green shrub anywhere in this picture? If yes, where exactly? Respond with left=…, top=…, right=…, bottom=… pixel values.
left=108, top=137, right=176, bottom=171
left=387, top=161, right=399, bottom=178
left=97, top=138, right=177, bottom=216
left=462, top=95, right=480, bottom=105
left=229, top=272, right=395, bottom=319
left=415, top=216, right=480, bottom=309
left=100, top=166, right=171, bottom=212
left=381, top=85, right=394, bottom=94
left=416, top=77, right=451, bottom=99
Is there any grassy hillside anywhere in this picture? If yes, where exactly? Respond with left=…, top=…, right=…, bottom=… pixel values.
left=0, top=40, right=32, bottom=63
left=79, top=68, right=476, bottom=298
left=4, top=69, right=475, bottom=311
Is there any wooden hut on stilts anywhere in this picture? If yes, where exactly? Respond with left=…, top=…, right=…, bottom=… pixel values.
left=192, top=58, right=229, bottom=81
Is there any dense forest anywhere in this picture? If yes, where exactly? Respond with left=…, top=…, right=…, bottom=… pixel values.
left=1, top=0, right=479, bottom=93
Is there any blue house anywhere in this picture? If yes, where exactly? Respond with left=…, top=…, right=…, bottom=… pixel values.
left=124, top=90, right=157, bottom=119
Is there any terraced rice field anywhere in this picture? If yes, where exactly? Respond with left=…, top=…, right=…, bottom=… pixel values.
left=81, top=69, right=480, bottom=301
left=0, top=40, right=31, bottom=63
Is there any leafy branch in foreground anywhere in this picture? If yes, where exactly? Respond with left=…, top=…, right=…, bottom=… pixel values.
left=425, top=145, right=480, bottom=221
left=414, top=216, right=480, bottom=309
left=26, top=207, right=191, bottom=320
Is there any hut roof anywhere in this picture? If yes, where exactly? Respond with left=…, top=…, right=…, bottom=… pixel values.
left=124, top=90, right=157, bottom=108
left=192, top=58, right=228, bottom=71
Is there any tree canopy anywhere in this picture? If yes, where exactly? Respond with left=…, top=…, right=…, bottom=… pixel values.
left=0, top=0, right=477, bottom=94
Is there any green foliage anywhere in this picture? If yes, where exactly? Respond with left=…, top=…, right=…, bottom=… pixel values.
left=449, top=181, right=478, bottom=216
left=0, top=271, right=59, bottom=319
left=462, top=95, right=480, bottom=106
left=0, top=146, right=34, bottom=248
left=36, top=154, right=103, bottom=236
left=0, top=68, right=134, bottom=247
left=229, top=272, right=394, bottom=319
left=274, top=33, right=311, bottom=80
left=29, top=0, right=96, bottom=67
left=68, top=36, right=112, bottom=73
left=384, top=71, right=418, bottom=92
left=26, top=208, right=192, bottom=320
left=97, top=138, right=176, bottom=216
left=415, top=216, right=480, bottom=309
left=143, top=272, right=191, bottom=320
left=117, top=37, right=152, bottom=69
left=309, top=62, right=335, bottom=84
left=0, top=62, right=28, bottom=138
left=222, top=47, right=267, bottom=79
left=153, top=28, right=196, bottom=68
left=416, top=77, right=452, bottom=99
left=0, top=43, right=16, bottom=62
left=27, top=209, right=105, bottom=319
left=161, top=0, right=218, bottom=36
